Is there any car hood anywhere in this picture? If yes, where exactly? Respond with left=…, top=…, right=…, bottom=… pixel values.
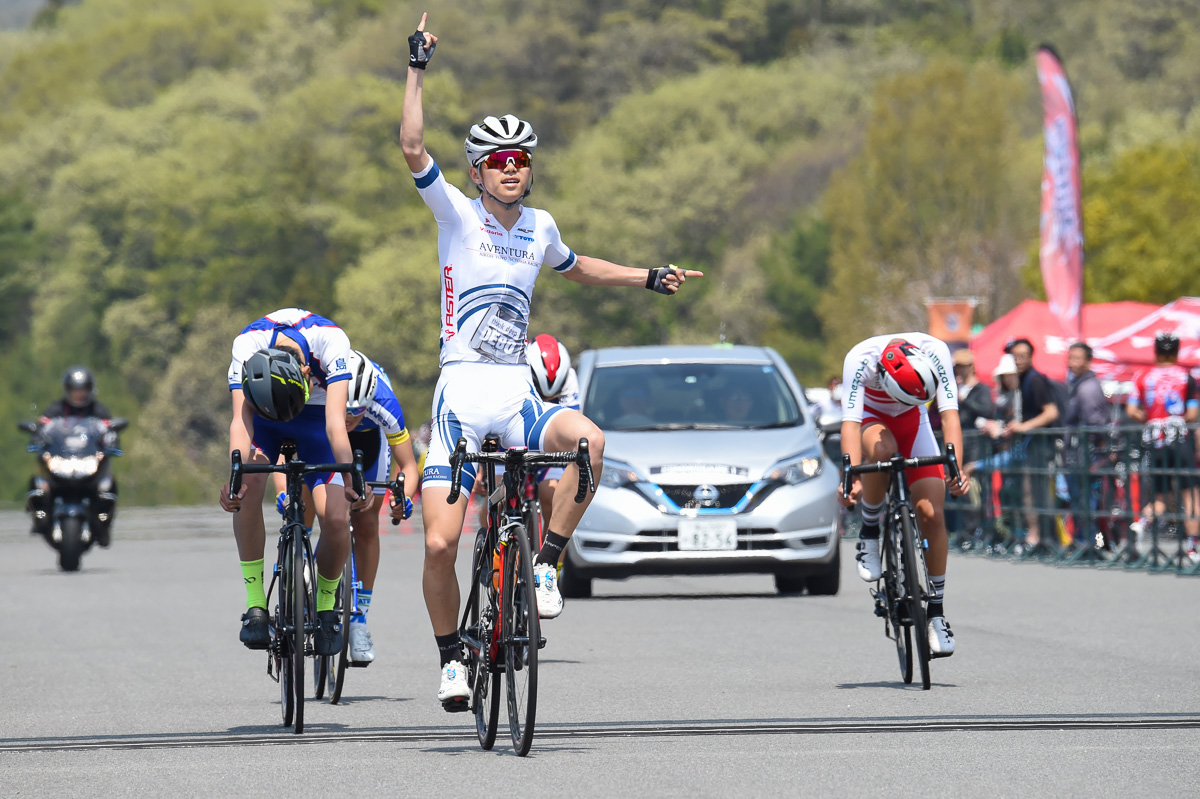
left=602, top=427, right=822, bottom=484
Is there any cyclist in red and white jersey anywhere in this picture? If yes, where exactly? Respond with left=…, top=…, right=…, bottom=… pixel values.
left=839, top=333, right=968, bottom=656
left=401, top=15, right=703, bottom=711
left=528, top=334, right=581, bottom=535
left=1125, top=331, right=1199, bottom=546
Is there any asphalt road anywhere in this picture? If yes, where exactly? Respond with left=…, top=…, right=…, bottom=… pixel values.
left=2, top=506, right=1198, bottom=797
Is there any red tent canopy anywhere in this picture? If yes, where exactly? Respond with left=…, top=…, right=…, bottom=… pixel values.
left=1090, top=297, right=1200, bottom=381
left=969, top=299, right=1159, bottom=386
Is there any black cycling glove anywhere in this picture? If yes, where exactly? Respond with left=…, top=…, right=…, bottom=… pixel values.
left=646, top=266, right=681, bottom=295
left=408, top=31, right=436, bottom=69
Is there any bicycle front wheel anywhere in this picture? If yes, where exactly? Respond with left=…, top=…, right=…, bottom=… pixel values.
left=291, top=533, right=308, bottom=732
left=898, top=507, right=931, bottom=690
left=883, top=529, right=913, bottom=684
left=277, top=544, right=294, bottom=727
left=502, top=523, right=539, bottom=756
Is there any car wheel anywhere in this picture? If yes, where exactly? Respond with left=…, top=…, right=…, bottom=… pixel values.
left=558, top=553, right=592, bottom=599
left=773, top=572, right=806, bottom=595
left=806, top=544, right=841, bottom=596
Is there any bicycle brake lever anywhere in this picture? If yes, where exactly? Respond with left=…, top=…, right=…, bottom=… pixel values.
left=230, top=450, right=243, bottom=501
left=574, top=438, right=592, bottom=503
left=840, top=453, right=852, bottom=499
left=446, top=437, right=468, bottom=504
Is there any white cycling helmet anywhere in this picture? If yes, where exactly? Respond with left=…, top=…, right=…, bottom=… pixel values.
left=527, top=334, right=569, bottom=399
left=344, top=350, right=378, bottom=412
left=878, top=340, right=938, bottom=406
left=464, top=114, right=538, bottom=167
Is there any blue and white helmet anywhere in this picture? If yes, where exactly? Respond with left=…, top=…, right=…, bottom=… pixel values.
left=464, top=114, right=538, bottom=167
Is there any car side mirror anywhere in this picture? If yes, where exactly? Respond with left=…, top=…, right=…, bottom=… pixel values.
left=108, top=418, right=129, bottom=433
left=17, top=421, right=37, bottom=434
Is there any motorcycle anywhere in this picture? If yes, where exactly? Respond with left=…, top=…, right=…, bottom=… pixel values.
left=19, top=416, right=127, bottom=572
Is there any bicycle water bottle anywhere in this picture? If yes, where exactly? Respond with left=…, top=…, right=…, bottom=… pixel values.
left=492, top=538, right=507, bottom=591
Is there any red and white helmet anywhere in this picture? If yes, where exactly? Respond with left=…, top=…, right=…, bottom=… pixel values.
left=527, top=334, right=569, bottom=399
left=879, top=340, right=938, bottom=406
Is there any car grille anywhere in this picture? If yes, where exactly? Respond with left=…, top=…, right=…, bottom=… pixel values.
left=657, top=483, right=754, bottom=510
left=627, top=528, right=787, bottom=553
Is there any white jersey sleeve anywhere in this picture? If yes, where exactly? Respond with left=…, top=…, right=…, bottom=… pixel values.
left=550, top=368, right=581, bottom=410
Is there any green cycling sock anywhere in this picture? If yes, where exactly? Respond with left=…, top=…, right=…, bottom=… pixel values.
left=317, top=572, right=341, bottom=613
left=241, top=559, right=267, bottom=610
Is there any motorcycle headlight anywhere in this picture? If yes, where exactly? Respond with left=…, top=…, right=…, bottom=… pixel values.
left=766, top=450, right=824, bottom=485
left=46, top=454, right=101, bottom=478
left=599, top=458, right=645, bottom=489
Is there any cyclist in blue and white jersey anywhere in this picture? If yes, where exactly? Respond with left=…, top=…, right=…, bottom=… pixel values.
left=219, top=308, right=364, bottom=657
left=402, top=14, right=704, bottom=711
left=340, top=350, right=420, bottom=663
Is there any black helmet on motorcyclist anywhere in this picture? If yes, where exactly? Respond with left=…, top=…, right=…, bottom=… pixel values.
left=241, top=348, right=308, bottom=422
left=1154, top=331, right=1181, bottom=358
left=62, top=366, right=96, bottom=408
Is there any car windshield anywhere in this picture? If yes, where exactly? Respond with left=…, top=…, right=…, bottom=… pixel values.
left=584, top=362, right=804, bottom=431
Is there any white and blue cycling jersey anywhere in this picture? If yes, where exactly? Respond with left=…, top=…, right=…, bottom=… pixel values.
left=411, top=159, right=577, bottom=367
left=353, top=363, right=411, bottom=447
left=228, top=308, right=353, bottom=406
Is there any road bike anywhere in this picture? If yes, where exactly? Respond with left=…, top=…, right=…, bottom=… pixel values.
left=841, top=444, right=959, bottom=691
left=446, top=435, right=594, bottom=756
left=315, top=477, right=406, bottom=704
left=229, top=441, right=364, bottom=733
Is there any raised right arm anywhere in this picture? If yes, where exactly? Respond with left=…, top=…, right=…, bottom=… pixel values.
left=400, top=14, right=436, bottom=173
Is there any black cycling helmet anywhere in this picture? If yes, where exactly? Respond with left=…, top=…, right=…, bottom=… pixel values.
left=1155, top=331, right=1181, bottom=357
left=62, top=366, right=96, bottom=406
left=241, top=348, right=308, bottom=422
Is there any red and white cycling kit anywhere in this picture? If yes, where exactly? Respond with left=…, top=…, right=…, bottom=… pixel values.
left=1129, top=364, right=1199, bottom=447
left=841, top=332, right=958, bottom=482
left=412, top=159, right=577, bottom=492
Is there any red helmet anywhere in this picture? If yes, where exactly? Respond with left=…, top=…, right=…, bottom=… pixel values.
left=879, top=340, right=938, bottom=406
left=527, top=334, right=569, bottom=399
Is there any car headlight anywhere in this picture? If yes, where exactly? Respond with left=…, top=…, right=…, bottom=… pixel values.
left=599, top=458, right=645, bottom=489
left=766, top=450, right=823, bottom=485
left=46, top=454, right=101, bottom=478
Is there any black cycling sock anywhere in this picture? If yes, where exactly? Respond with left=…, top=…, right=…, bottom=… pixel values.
left=859, top=523, right=880, bottom=540
left=859, top=498, right=883, bottom=539
left=436, top=632, right=463, bottom=667
left=927, top=601, right=944, bottom=619
left=537, top=531, right=568, bottom=566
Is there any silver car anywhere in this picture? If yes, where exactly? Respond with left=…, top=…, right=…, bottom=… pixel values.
left=562, top=345, right=842, bottom=597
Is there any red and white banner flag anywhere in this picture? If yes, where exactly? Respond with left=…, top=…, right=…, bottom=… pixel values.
left=1037, top=46, right=1084, bottom=338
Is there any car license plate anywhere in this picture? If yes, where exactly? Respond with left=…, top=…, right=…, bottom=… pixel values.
left=677, top=518, right=738, bottom=551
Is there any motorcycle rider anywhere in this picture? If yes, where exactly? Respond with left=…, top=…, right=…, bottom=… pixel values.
left=26, top=366, right=120, bottom=546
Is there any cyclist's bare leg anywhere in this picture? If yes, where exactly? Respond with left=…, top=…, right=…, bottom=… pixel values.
left=421, top=485, right=468, bottom=636
left=857, top=422, right=895, bottom=504
left=911, top=477, right=949, bottom=576
left=350, top=494, right=382, bottom=590
left=232, top=449, right=271, bottom=561
left=309, top=483, right=351, bottom=581
left=542, top=410, right=605, bottom=538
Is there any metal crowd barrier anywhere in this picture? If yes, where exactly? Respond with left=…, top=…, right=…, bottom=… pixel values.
left=943, top=424, right=1200, bottom=576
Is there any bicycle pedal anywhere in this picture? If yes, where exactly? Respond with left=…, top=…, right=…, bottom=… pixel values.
left=441, top=697, right=470, bottom=713
left=537, top=636, right=547, bottom=650
left=930, top=651, right=954, bottom=660
left=349, top=661, right=371, bottom=669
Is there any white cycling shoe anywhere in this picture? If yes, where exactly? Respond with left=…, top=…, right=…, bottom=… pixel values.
left=438, top=660, right=470, bottom=711
left=855, top=538, right=882, bottom=582
left=928, top=616, right=956, bottom=657
left=533, top=562, right=564, bottom=619
left=348, top=621, right=375, bottom=664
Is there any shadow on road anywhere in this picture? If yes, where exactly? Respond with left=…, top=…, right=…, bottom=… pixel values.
left=836, top=681, right=959, bottom=690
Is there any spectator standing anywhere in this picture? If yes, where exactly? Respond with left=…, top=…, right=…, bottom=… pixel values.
left=1063, top=343, right=1110, bottom=545
left=1004, top=338, right=1060, bottom=549
left=950, top=349, right=995, bottom=540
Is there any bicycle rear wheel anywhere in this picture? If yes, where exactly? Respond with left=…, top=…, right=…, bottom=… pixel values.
left=502, top=523, right=539, bottom=756
left=883, top=528, right=913, bottom=684
left=898, top=507, right=931, bottom=690
left=329, top=556, right=353, bottom=704
left=469, top=529, right=500, bottom=749
left=291, top=533, right=308, bottom=732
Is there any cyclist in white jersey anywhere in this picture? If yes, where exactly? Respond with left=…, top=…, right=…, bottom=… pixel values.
left=839, top=333, right=968, bottom=656
left=402, top=13, right=703, bottom=711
